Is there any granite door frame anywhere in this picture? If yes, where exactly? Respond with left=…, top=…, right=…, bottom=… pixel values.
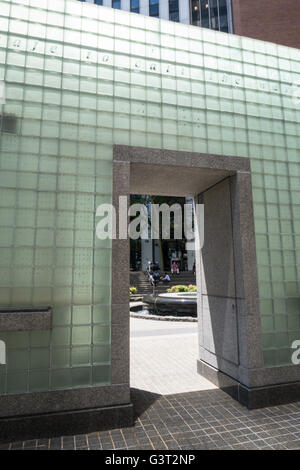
left=112, top=144, right=300, bottom=409
left=112, top=146, right=260, bottom=399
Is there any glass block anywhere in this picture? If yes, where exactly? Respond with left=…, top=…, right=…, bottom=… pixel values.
left=52, top=307, right=72, bottom=327
left=51, top=347, right=71, bottom=369
left=34, top=267, right=52, bottom=287
left=0, top=207, right=14, bottom=227
left=72, top=286, right=93, bottom=305
left=0, top=227, right=13, bottom=246
left=274, top=316, right=288, bottom=332
left=51, top=369, right=72, bottom=390
left=274, top=299, right=286, bottom=315
left=53, top=267, right=72, bottom=287
left=93, top=325, right=111, bottom=345
left=92, top=365, right=110, bottom=385
left=29, top=371, right=50, bottom=392
left=55, top=212, right=74, bottom=230
left=38, top=174, right=57, bottom=191
left=288, top=315, right=300, bottom=331
left=7, top=349, right=29, bottom=371
left=276, top=349, right=292, bottom=366
left=52, top=287, right=72, bottom=305
left=0, top=0, right=300, bottom=388
left=30, top=348, right=50, bottom=369
left=36, top=229, right=54, bottom=247
left=263, top=350, right=276, bottom=367
left=261, top=316, right=275, bottom=332
left=0, top=369, right=6, bottom=395
left=71, top=367, right=92, bottom=387
left=56, top=230, right=74, bottom=247
left=71, top=347, right=91, bottom=367
left=0, top=248, right=12, bottom=266
left=13, top=268, right=33, bottom=286
left=16, top=209, right=35, bottom=227
left=72, top=306, right=92, bottom=325
left=93, top=344, right=110, bottom=364
left=262, top=333, right=274, bottom=349
left=32, top=287, right=52, bottom=305
left=7, top=371, right=28, bottom=394
left=51, top=327, right=71, bottom=346
left=93, top=305, right=111, bottom=324
left=93, top=286, right=111, bottom=306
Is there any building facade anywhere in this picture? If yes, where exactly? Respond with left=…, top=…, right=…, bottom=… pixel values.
left=80, top=0, right=300, bottom=49
left=0, top=0, right=300, bottom=440
left=232, top=0, right=300, bottom=50
left=80, top=0, right=234, bottom=32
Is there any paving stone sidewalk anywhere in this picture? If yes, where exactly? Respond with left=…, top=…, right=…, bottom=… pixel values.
left=2, top=318, right=300, bottom=450
left=2, top=388, right=300, bottom=450
left=130, top=318, right=215, bottom=395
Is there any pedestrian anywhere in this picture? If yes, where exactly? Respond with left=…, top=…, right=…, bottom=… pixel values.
left=152, top=271, right=160, bottom=286
left=171, top=262, right=179, bottom=274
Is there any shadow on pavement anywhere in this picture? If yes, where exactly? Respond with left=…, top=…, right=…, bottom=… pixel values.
left=130, top=387, right=162, bottom=420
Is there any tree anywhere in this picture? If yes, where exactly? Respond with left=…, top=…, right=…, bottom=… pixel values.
left=130, top=194, right=186, bottom=273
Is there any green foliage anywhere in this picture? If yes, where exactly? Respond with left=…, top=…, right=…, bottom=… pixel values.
left=130, top=286, right=137, bottom=295
left=167, top=284, right=197, bottom=293
left=188, top=284, right=197, bottom=292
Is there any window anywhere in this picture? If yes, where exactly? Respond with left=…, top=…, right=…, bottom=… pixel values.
left=169, top=0, right=179, bottom=22
left=200, top=0, right=209, bottom=28
left=191, top=0, right=200, bottom=26
left=218, top=0, right=229, bottom=32
left=131, top=0, right=140, bottom=13
left=209, top=0, right=219, bottom=30
left=112, top=0, right=121, bottom=9
left=190, top=0, right=230, bottom=32
left=79, top=0, right=103, bottom=4
left=149, top=0, right=159, bottom=17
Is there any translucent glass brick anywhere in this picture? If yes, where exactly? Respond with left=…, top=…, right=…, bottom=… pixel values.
left=0, top=0, right=299, bottom=396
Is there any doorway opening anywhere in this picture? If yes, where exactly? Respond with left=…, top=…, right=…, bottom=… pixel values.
left=129, top=192, right=210, bottom=394
left=111, top=146, right=263, bottom=402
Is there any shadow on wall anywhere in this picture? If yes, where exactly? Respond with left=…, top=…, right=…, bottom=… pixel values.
left=199, top=177, right=239, bottom=372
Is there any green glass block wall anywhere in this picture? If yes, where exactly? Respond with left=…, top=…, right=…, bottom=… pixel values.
left=0, top=0, right=300, bottom=394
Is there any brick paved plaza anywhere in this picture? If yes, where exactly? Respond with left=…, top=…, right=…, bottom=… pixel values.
left=130, top=317, right=215, bottom=395
left=2, top=318, right=300, bottom=450
left=3, top=388, right=300, bottom=450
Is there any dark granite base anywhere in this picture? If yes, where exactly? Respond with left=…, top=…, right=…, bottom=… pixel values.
left=0, top=403, right=134, bottom=444
left=198, top=359, right=300, bottom=409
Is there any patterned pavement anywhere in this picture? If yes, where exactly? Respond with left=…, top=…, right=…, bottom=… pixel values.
left=130, top=317, right=216, bottom=395
left=2, top=317, right=300, bottom=450
left=3, top=388, right=300, bottom=450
